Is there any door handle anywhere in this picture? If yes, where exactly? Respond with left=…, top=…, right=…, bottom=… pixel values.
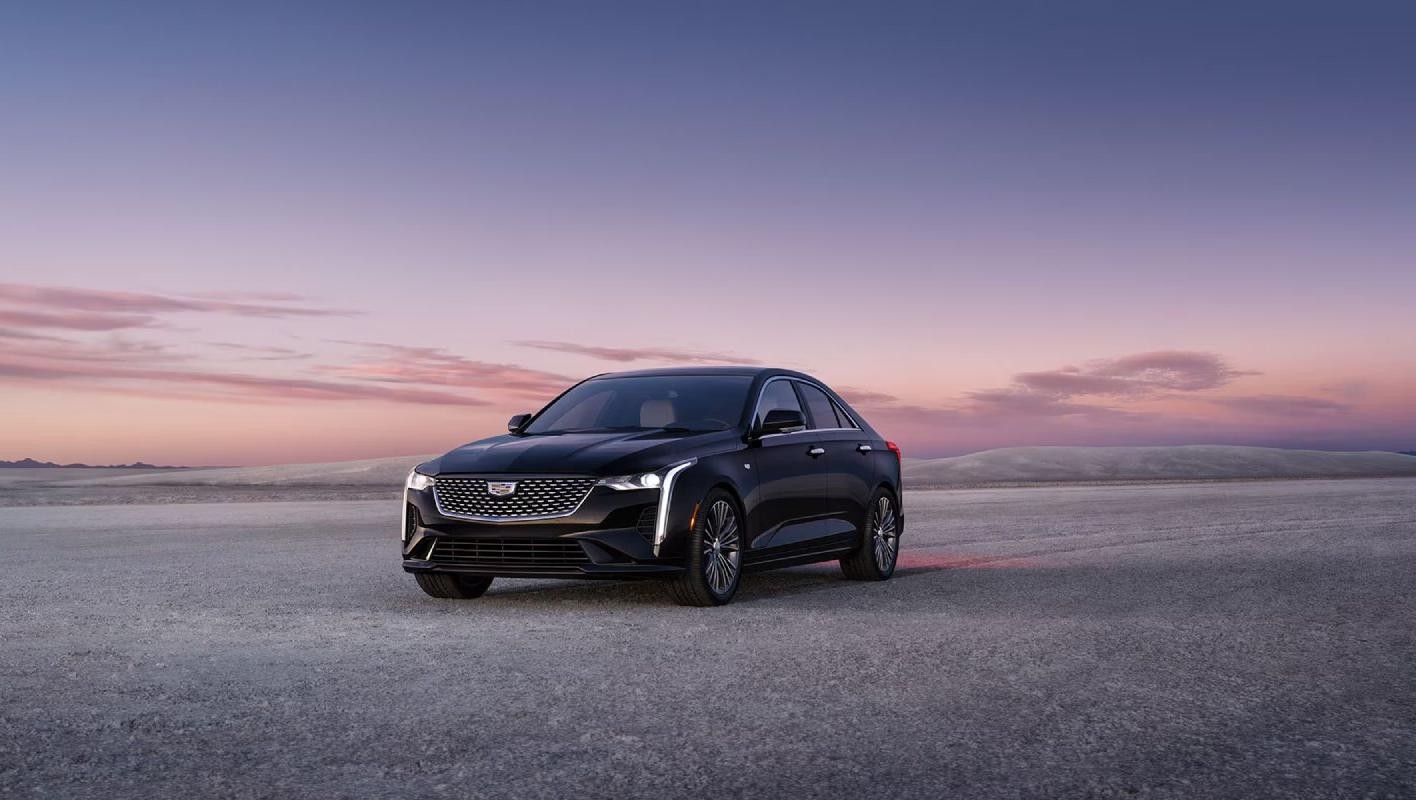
left=808, top=446, right=826, bottom=457
left=857, top=444, right=873, bottom=452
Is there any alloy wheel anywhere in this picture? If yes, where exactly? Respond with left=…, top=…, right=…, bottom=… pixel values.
left=872, top=495, right=899, bottom=572
left=701, top=499, right=741, bottom=595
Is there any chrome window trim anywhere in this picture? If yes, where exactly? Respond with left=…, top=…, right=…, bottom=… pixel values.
left=431, top=474, right=601, bottom=523
left=758, top=427, right=860, bottom=440
left=749, top=375, right=862, bottom=435
left=828, top=397, right=860, bottom=430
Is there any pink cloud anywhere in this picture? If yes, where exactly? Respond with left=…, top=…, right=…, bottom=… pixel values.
left=1, top=334, right=191, bottom=365
left=189, top=291, right=311, bottom=302
left=0, top=327, right=68, bottom=341
left=514, top=340, right=760, bottom=365
left=950, top=350, right=1258, bottom=420
left=837, top=350, right=1407, bottom=455
left=1, top=327, right=568, bottom=410
left=207, top=342, right=313, bottom=361
left=0, top=308, right=157, bottom=331
left=0, top=283, right=356, bottom=318
left=1015, top=351, right=1255, bottom=398
left=325, top=342, right=571, bottom=396
left=1210, top=394, right=1353, bottom=416
left=964, top=389, right=1136, bottom=419
left=842, top=351, right=1273, bottom=452
left=0, top=356, right=487, bottom=406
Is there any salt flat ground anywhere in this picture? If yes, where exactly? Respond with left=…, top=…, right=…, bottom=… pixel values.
left=2, top=479, right=1414, bottom=799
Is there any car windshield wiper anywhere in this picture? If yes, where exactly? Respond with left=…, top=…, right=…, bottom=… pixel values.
left=657, top=424, right=731, bottom=433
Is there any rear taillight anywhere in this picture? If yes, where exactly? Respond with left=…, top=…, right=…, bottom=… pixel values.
left=886, top=441, right=901, bottom=463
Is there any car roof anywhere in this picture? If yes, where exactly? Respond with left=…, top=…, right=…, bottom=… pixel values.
left=581, top=366, right=876, bottom=435
left=589, top=366, right=806, bottom=380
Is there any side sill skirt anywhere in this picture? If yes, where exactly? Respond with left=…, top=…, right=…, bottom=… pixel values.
left=742, top=545, right=854, bottom=572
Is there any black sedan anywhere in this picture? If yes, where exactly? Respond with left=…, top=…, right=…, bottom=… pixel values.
left=402, top=367, right=902, bottom=606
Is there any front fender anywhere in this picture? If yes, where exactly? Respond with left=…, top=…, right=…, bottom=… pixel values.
left=656, top=449, right=753, bottom=558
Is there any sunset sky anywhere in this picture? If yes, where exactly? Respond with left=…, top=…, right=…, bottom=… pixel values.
left=2, top=2, right=1413, bottom=465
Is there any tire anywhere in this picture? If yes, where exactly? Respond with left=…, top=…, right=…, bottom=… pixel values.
left=840, top=489, right=900, bottom=581
left=414, top=572, right=494, bottom=599
left=666, top=489, right=743, bottom=606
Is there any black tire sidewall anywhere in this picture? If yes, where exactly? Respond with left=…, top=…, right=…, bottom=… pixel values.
left=872, top=490, right=900, bottom=578
left=691, top=489, right=743, bottom=603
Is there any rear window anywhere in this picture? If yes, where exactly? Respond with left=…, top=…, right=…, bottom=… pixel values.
left=831, top=398, right=857, bottom=429
left=796, top=382, right=843, bottom=430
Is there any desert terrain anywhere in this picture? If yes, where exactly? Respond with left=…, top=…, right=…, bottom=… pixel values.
left=5, top=445, right=1415, bottom=506
left=3, top=474, right=1415, bottom=798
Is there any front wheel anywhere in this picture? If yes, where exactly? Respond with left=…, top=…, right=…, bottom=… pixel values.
left=840, top=490, right=900, bottom=581
left=666, top=490, right=743, bottom=606
left=414, top=572, right=494, bottom=599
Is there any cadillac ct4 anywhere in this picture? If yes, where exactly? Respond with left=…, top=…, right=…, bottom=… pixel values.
left=401, top=367, right=902, bottom=606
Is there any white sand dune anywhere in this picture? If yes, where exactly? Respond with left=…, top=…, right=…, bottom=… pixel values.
left=68, top=454, right=436, bottom=487
left=904, top=445, right=1416, bottom=487
left=56, top=445, right=1416, bottom=491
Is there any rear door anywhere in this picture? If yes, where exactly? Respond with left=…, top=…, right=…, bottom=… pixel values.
left=795, top=381, right=876, bottom=533
left=746, top=379, right=832, bottom=551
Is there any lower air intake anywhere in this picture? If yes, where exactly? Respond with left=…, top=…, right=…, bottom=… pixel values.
left=428, top=538, right=591, bottom=572
left=636, top=505, right=658, bottom=538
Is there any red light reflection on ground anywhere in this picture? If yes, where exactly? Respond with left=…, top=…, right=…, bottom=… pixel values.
left=793, top=550, right=1036, bottom=573
left=895, top=551, right=1037, bottom=571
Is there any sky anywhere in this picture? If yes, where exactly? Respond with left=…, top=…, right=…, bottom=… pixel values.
left=1, top=1, right=1413, bottom=465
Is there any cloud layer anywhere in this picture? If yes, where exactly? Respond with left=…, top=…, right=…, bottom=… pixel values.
left=0, top=283, right=357, bottom=319
left=515, top=340, right=760, bottom=365
left=1, top=282, right=1403, bottom=462
left=0, top=283, right=557, bottom=409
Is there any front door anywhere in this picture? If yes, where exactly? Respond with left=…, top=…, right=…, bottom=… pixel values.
left=746, top=379, right=833, bottom=551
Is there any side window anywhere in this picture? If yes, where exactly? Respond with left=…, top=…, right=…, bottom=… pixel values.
left=755, top=379, right=803, bottom=428
left=796, top=382, right=841, bottom=430
left=831, top=399, right=858, bottom=429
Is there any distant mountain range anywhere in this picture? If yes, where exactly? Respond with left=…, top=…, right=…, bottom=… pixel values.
left=0, top=458, right=188, bottom=470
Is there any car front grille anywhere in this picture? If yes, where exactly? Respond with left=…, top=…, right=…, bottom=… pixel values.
left=433, top=476, right=597, bottom=520
left=428, top=538, right=590, bottom=571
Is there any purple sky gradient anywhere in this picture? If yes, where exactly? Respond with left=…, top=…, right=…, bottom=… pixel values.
left=1, top=2, right=1413, bottom=464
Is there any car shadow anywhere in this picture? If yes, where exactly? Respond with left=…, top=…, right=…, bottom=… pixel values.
left=397, top=546, right=1416, bottom=619
left=417, top=548, right=1001, bottom=609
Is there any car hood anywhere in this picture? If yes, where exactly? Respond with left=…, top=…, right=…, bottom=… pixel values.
left=420, top=429, right=740, bottom=476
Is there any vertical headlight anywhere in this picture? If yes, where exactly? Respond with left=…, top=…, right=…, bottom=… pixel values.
left=652, top=460, right=697, bottom=555
left=402, top=470, right=434, bottom=542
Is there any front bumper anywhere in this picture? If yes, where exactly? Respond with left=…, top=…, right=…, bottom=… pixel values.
left=401, top=479, right=688, bottom=579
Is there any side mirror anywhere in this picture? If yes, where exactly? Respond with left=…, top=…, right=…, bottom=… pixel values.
left=507, top=413, right=532, bottom=433
left=758, top=408, right=806, bottom=436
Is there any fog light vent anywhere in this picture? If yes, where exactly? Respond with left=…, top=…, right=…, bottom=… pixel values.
left=635, top=505, right=658, bottom=538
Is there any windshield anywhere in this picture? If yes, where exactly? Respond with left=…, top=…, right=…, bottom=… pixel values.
left=524, top=375, right=753, bottom=434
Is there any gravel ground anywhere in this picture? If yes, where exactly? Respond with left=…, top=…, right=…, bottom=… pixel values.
left=2, top=478, right=1414, bottom=799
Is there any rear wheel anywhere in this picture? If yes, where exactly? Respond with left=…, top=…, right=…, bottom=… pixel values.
left=666, top=490, right=743, bottom=606
left=840, top=490, right=899, bottom=581
left=414, top=572, right=494, bottom=599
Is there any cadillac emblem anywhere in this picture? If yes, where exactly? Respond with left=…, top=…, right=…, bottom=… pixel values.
left=486, top=481, right=518, bottom=497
